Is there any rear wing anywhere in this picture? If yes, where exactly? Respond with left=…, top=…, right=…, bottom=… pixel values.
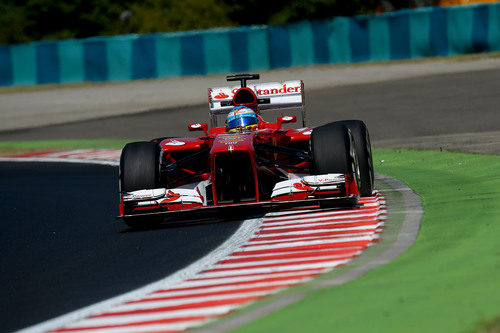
left=207, top=80, right=306, bottom=127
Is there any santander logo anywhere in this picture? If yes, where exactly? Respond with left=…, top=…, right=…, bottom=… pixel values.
left=211, top=82, right=301, bottom=101
left=257, top=84, right=300, bottom=96
left=214, top=92, right=229, bottom=99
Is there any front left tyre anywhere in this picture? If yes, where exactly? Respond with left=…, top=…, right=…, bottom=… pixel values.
left=120, top=141, right=163, bottom=229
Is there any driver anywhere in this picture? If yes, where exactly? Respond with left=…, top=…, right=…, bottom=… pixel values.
left=226, top=106, right=260, bottom=133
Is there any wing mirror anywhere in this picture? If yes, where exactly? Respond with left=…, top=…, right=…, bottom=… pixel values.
left=277, top=115, right=297, bottom=128
left=188, top=123, right=209, bottom=135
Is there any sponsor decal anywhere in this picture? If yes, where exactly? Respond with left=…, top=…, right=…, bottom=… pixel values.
left=316, top=178, right=338, bottom=183
left=195, top=187, right=204, bottom=202
left=214, top=92, right=229, bottom=99
left=211, top=82, right=301, bottom=102
left=123, top=189, right=166, bottom=201
left=190, top=123, right=202, bottom=128
left=302, top=130, right=312, bottom=135
left=231, top=107, right=253, bottom=116
left=165, top=140, right=186, bottom=146
left=312, top=176, right=342, bottom=183
left=220, top=134, right=247, bottom=145
left=282, top=116, right=294, bottom=121
left=257, top=84, right=300, bottom=96
left=293, top=182, right=313, bottom=191
left=129, top=194, right=152, bottom=199
left=303, top=174, right=344, bottom=186
left=221, top=134, right=244, bottom=140
left=161, top=190, right=180, bottom=203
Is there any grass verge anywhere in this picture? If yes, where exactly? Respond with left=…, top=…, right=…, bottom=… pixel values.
left=1, top=144, right=498, bottom=332
left=232, top=149, right=500, bottom=333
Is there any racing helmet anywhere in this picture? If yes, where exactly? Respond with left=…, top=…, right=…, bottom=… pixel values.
left=226, top=106, right=259, bottom=133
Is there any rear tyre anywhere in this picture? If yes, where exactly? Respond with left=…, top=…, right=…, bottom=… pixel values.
left=310, top=122, right=359, bottom=207
left=338, top=120, right=374, bottom=197
left=120, top=141, right=163, bottom=229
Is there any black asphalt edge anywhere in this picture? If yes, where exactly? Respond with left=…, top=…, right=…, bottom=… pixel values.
left=4, top=158, right=263, bottom=333
left=195, top=172, right=423, bottom=333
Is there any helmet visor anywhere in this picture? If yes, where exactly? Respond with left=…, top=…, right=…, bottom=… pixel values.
left=227, top=115, right=258, bottom=130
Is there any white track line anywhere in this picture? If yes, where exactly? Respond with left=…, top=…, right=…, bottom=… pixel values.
left=103, top=291, right=271, bottom=312
left=11, top=154, right=265, bottom=333
left=250, top=224, right=380, bottom=238
left=261, top=216, right=383, bottom=229
left=263, top=206, right=382, bottom=221
left=198, top=260, right=349, bottom=278
left=5, top=151, right=386, bottom=333
left=59, top=305, right=239, bottom=329
left=241, top=235, right=375, bottom=251
left=170, top=270, right=320, bottom=289
left=139, top=281, right=299, bottom=299
left=59, top=320, right=212, bottom=333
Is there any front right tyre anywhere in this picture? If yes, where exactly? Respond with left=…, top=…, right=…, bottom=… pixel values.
left=311, top=122, right=357, bottom=176
left=337, top=120, right=374, bottom=197
left=310, top=122, right=360, bottom=207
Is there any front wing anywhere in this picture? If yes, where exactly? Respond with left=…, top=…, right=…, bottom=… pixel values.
left=119, top=195, right=359, bottom=219
left=119, top=173, right=359, bottom=219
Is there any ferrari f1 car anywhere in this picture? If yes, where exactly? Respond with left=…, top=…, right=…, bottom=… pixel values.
left=119, top=74, right=374, bottom=228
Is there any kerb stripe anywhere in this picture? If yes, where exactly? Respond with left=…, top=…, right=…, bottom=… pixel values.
left=8, top=150, right=386, bottom=333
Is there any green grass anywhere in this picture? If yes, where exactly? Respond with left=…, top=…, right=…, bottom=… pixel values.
left=1, top=142, right=498, bottom=331
left=232, top=149, right=500, bottom=333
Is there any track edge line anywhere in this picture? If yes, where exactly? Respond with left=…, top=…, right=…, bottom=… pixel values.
left=194, top=172, right=422, bottom=333
left=12, top=157, right=264, bottom=333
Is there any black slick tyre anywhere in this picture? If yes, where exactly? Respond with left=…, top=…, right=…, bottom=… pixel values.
left=120, top=141, right=163, bottom=228
left=310, top=122, right=359, bottom=207
left=311, top=122, right=356, bottom=175
left=338, top=120, right=374, bottom=197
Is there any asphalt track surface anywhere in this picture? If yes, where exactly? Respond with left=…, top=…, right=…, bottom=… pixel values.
left=1, top=67, right=499, bottom=332
left=0, top=68, right=499, bottom=154
left=0, top=162, right=244, bottom=332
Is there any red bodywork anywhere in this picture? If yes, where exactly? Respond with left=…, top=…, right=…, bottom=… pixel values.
left=119, top=81, right=358, bottom=218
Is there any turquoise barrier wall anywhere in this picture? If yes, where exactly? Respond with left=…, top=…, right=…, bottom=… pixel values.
left=1, top=3, right=499, bottom=86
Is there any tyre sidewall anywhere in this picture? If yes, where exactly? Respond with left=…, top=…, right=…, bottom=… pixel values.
left=338, top=120, right=374, bottom=196
left=120, top=141, right=160, bottom=192
left=311, top=122, right=357, bottom=177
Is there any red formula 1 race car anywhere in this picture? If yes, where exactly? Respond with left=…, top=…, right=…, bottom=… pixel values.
left=118, top=74, right=374, bottom=228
